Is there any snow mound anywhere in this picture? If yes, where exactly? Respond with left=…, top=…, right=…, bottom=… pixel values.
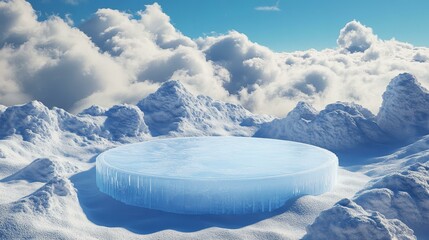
left=0, top=101, right=59, bottom=142
left=362, top=134, right=429, bottom=177
left=377, top=73, right=429, bottom=139
left=54, top=107, right=102, bottom=139
left=103, top=104, right=149, bottom=141
left=2, top=158, right=77, bottom=183
left=137, top=80, right=267, bottom=136
left=0, top=100, right=150, bottom=143
left=11, top=177, right=75, bottom=214
left=355, top=162, right=429, bottom=228
left=79, top=105, right=106, bottom=116
left=392, top=135, right=429, bottom=160
left=0, top=101, right=105, bottom=143
left=303, top=198, right=415, bottom=240
left=255, top=101, right=387, bottom=150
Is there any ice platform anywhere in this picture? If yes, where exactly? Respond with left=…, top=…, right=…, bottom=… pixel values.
left=96, top=137, right=338, bottom=214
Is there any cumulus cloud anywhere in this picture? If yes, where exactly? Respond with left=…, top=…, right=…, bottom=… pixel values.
left=79, top=3, right=231, bottom=107
left=337, top=20, right=378, bottom=53
left=0, top=0, right=127, bottom=111
left=0, top=0, right=429, bottom=117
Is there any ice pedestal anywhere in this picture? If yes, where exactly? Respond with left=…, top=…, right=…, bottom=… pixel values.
left=96, top=137, right=338, bottom=214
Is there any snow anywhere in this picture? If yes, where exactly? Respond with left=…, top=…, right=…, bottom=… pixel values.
left=96, top=137, right=338, bottom=214
left=79, top=105, right=107, bottom=116
left=355, top=163, right=429, bottom=229
left=377, top=73, right=429, bottom=139
left=303, top=198, right=416, bottom=240
left=2, top=158, right=77, bottom=183
left=137, top=80, right=272, bottom=137
left=0, top=101, right=60, bottom=142
left=103, top=104, right=149, bottom=141
left=255, top=101, right=388, bottom=150
left=0, top=72, right=428, bottom=238
left=256, top=73, right=429, bottom=151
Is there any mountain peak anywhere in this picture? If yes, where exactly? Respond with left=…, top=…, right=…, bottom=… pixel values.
left=0, top=100, right=58, bottom=141
left=387, top=73, right=423, bottom=91
left=137, top=80, right=259, bottom=136
left=287, top=101, right=317, bottom=121
left=377, top=73, right=429, bottom=139
left=154, top=80, right=191, bottom=97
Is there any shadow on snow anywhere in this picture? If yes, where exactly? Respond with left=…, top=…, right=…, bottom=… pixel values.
left=70, top=167, right=297, bottom=234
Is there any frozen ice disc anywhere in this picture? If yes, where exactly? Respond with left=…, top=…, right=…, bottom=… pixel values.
left=96, top=137, right=338, bottom=214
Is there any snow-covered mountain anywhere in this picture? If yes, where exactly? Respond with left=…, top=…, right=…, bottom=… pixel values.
left=1, top=72, right=429, bottom=239
left=1, top=73, right=425, bottom=149
left=0, top=101, right=61, bottom=142
left=255, top=101, right=388, bottom=150
left=377, top=73, right=429, bottom=140
left=256, top=73, right=429, bottom=150
left=137, top=80, right=271, bottom=136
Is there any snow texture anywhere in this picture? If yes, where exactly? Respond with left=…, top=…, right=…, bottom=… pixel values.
left=377, top=73, right=429, bottom=139
left=355, top=162, right=429, bottom=229
left=11, top=176, right=76, bottom=214
left=0, top=70, right=428, bottom=238
left=255, top=101, right=388, bottom=150
left=96, top=137, right=338, bottom=214
left=257, top=73, right=429, bottom=150
left=0, top=101, right=59, bottom=142
left=79, top=105, right=106, bottom=116
left=2, top=158, right=77, bottom=182
left=137, top=80, right=271, bottom=137
left=303, top=198, right=416, bottom=240
left=103, top=104, right=149, bottom=141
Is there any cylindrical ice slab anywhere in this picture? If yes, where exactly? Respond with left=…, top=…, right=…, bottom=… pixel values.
left=96, top=137, right=338, bottom=215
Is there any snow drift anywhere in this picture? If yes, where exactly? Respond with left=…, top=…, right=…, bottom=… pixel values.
left=355, top=162, right=429, bottom=229
left=303, top=198, right=416, bottom=240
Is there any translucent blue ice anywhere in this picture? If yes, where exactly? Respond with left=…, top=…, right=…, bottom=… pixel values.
left=96, top=137, right=338, bottom=214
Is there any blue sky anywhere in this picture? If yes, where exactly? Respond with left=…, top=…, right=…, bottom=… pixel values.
left=23, top=0, right=429, bottom=51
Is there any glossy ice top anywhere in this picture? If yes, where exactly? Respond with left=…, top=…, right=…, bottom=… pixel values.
left=98, top=137, right=337, bottom=180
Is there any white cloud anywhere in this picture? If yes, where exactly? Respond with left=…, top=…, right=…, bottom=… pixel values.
left=337, top=20, right=378, bottom=53
left=0, top=0, right=429, bottom=117
left=64, top=13, right=73, bottom=26
left=255, top=1, right=280, bottom=11
left=63, top=0, right=80, bottom=5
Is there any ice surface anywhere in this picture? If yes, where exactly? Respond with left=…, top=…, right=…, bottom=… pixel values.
left=96, top=137, right=338, bottom=214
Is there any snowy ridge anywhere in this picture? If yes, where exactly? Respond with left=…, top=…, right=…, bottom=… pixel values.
left=0, top=73, right=428, bottom=239
left=0, top=177, right=80, bottom=239
left=310, top=134, right=429, bottom=239
left=257, top=73, right=429, bottom=150
left=55, top=107, right=103, bottom=140
left=1, top=73, right=427, bottom=149
left=137, top=80, right=271, bottom=136
left=11, top=177, right=76, bottom=213
left=255, top=101, right=388, bottom=150
left=377, top=73, right=429, bottom=139
left=103, top=104, right=149, bottom=141
left=2, top=158, right=77, bottom=183
left=79, top=105, right=106, bottom=116
left=0, top=81, right=271, bottom=143
left=0, top=101, right=60, bottom=142
left=303, top=198, right=416, bottom=240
